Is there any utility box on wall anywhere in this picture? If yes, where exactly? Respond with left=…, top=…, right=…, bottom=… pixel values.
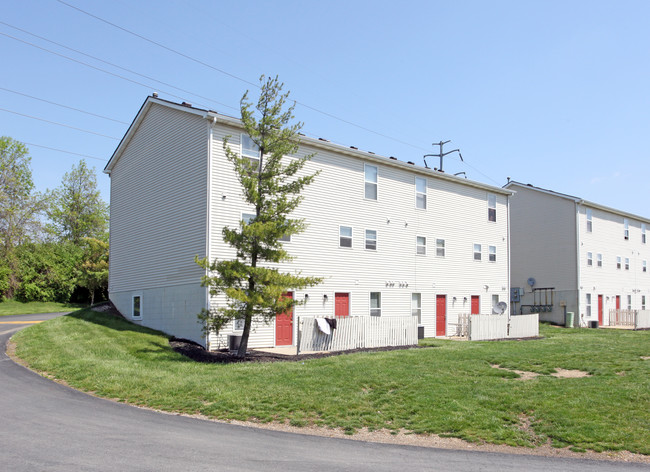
left=511, top=287, right=523, bottom=302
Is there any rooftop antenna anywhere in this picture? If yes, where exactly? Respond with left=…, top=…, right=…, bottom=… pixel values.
left=424, top=140, right=463, bottom=172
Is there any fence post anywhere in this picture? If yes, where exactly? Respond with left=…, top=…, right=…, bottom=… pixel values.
left=296, top=316, right=301, bottom=356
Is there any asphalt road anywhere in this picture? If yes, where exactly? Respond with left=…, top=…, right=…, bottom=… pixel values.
left=0, top=313, right=645, bottom=472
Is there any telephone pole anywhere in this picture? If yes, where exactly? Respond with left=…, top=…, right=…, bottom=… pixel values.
left=423, top=140, right=463, bottom=172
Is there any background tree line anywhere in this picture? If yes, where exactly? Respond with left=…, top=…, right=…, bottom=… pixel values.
left=0, top=136, right=108, bottom=304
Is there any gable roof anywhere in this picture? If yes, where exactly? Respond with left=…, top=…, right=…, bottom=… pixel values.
left=106, top=95, right=513, bottom=196
left=504, top=180, right=650, bottom=224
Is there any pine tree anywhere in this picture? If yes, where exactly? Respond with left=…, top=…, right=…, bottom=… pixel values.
left=197, top=76, right=322, bottom=357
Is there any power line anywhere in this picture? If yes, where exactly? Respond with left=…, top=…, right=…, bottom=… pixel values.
left=53, top=0, right=432, bottom=153
left=23, top=141, right=108, bottom=162
left=0, top=107, right=119, bottom=140
left=55, top=0, right=260, bottom=88
left=0, top=86, right=129, bottom=125
left=0, top=21, right=237, bottom=112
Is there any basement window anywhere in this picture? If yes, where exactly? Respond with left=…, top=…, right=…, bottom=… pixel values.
left=132, top=293, right=142, bottom=320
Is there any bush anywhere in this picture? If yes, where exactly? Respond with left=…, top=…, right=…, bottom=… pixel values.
left=14, top=242, right=83, bottom=303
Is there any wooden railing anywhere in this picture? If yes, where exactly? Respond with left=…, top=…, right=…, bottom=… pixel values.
left=609, top=309, right=636, bottom=326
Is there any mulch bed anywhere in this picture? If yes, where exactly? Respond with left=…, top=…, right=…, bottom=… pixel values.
left=169, top=337, right=425, bottom=364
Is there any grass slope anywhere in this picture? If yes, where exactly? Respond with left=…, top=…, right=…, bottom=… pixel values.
left=13, top=310, right=650, bottom=455
left=0, top=300, right=83, bottom=316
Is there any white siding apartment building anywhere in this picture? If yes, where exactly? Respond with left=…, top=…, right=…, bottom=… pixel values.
left=105, top=96, right=512, bottom=348
left=505, top=181, right=650, bottom=327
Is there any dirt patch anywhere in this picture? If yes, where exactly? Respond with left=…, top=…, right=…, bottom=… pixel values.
left=550, top=368, right=591, bottom=378
left=490, top=364, right=540, bottom=380
left=169, top=338, right=426, bottom=364
left=641, top=356, right=650, bottom=360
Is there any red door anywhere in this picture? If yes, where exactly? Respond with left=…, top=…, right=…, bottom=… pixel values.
left=436, top=295, right=446, bottom=336
left=275, top=292, right=293, bottom=346
left=335, top=293, right=349, bottom=317
left=616, top=295, right=621, bottom=311
left=471, top=295, right=480, bottom=315
left=598, top=295, right=603, bottom=325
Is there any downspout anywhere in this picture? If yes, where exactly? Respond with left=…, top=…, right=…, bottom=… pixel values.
left=507, top=193, right=511, bottom=321
left=204, top=117, right=215, bottom=349
left=574, top=201, right=581, bottom=327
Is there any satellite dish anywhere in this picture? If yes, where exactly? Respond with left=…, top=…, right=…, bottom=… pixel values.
left=527, top=277, right=536, bottom=287
left=492, top=301, right=508, bottom=314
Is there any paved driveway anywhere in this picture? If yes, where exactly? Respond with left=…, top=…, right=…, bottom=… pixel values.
left=0, top=314, right=645, bottom=471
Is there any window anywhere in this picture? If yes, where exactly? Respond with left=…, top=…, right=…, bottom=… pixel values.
left=586, top=209, right=593, bottom=233
left=436, top=238, right=445, bottom=257
left=242, top=212, right=256, bottom=225
left=279, top=233, right=291, bottom=242
left=627, top=295, right=632, bottom=311
left=587, top=252, right=593, bottom=266
left=643, top=223, right=647, bottom=244
left=644, top=260, right=647, bottom=273
left=370, top=292, right=381, bottom=317
left=233, top=317, right=245, bottom=331
left=489, top=245, right=496, bottom=262
left=132, top=294, right=142, bottom=319
left=643, top=295, right=646, bottom=310
left=473, top=243, right=482, bottom=261
left=624, top=218, right=629, bottom=240
left=586, top=293, right=592, bottom=318
left=491, top=294, right=499, bottom=312
left=241, top=134, right=260, bottom=169
left=625, top=258, right=630, bottom=270
left=364, top=164, right=377, bottom=200
left=488, top=194, right=496, bottom=222
left=416, top=236, right=427, bottom=255
left=412, top=293, right=422, bottom=324
left=415, top=177, right=427, bottom=209
left=339, top=226, right=352, bottom=248
left=365, top=229, right=377, bottom=250
left=597, top=253, right=603, bottom=267
left=617, top=256, right=622, bottom=269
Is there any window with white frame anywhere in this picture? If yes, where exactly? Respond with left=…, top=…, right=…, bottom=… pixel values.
left=242, top=212, right=256, bottom=225
left=412, top=293, right=422, bottom=324
left=436, top=238, right=445, bottom=257
left=339, top=226, right=353, bottom=248
left=473, top=243, right=482, bottom=261
left=586, top=209, right=593, bottom=232
left=643, top=223, right=647, bottom=244
left=491, top=294, right=499, bottom=311
left=617, top=256, right=622, bottom=269
left=233, top=317, right=245, bottom=331
left=624, top=218, right=629, bottom=240
left=370, top=292, right=381, bottom=317
left=241, top=134, right=261, bottom=169
left=132, top=293, right=142, bottom=319
left=488, top=194, right=496, bottom=222
left=279, top=233, right=291, bottom=242
left=489, top=245, right=496, bottom=262
left=597, top=253, right=603, bottom=267
left=625, top=258, right=630, bottom=270
left=643, top=295, right=646, bottom=310
left=415, top=177, right=427, bottom=209
left=627, top=295, right=632, bottom=310
left=586, top=293, right=592, bottom=318
left=364, top=164, right=378, bottom=200
left=587, top=252, right=593, bottom=266
left=365, top=229, right=377, bottom=250
left=644, top=260, right=647, bottom=273
left=416, top=236, right=427, bottom=255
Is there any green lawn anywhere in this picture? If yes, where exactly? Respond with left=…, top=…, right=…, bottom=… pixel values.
left=12, top=310, right=650, bottom=455
left=0, top=300, right=84, bottom=316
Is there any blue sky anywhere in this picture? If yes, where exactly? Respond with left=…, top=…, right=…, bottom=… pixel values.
left=2, top=0, right=649, bottom=216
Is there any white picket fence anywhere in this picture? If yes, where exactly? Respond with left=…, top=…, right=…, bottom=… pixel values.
left=609, top=309, right=636, bottom=327
left=463, top=313, right=539, bottom=341
left=637, top=310, right=650, bottom=329
left=297, top=315, right=418, bottom=353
